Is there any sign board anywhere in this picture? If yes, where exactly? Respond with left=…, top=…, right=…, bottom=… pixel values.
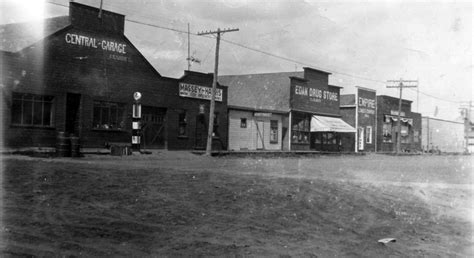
left=179, top=83, right=222, bottom=102
left=254, top=112, right=272, bottom=117
left=390, top=110, right=406, bottom=117
left=290, top=81, right=340, bottom=114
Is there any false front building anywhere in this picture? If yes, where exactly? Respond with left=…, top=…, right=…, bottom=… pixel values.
left=376, top=95, right=422, bottom=152
left=340, top=87, right=377, bottom=152
left=219, top=67, right=355, bottom=152
left=0, top=2, right=227, bottom=151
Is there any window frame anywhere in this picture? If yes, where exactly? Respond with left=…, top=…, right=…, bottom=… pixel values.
left=291, top=113, right=310, bottom=144
left=11, top=92, right=55, bottom=128
left=365, top=126, right=373, bottom=144
left=270, top=120, right=278, bottom=144
left=240, top=118, right=247, bottom=128
left=92, top=100, right=126, bottom=131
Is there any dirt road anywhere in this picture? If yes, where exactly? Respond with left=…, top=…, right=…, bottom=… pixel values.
left=1, top=153, right=472, bottom=256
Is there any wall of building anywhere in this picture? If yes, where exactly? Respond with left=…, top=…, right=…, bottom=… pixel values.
left=422, top=117, right=465, bottom=153
left=1, top=3, right=228, bottom=151
left=340, top=107, right=356, bottom=152
left=228, top=109, right=284, bottom=151
left=356, top=88, right=376, bottom=152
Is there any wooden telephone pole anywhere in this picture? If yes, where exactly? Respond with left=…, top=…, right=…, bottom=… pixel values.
left=386, top=79, right=418, bottom=154
left=197, top=28, right=239, bottom=156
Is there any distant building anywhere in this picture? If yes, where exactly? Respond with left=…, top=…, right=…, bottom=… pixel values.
left=340, top=87, right=377, bottom=152
left=219, top=67, right=355, bottom=151
left=376, top=95, right=422, bottom=152
left=465, top=113, right=474, bottom=153
left=421, top=117, right=464, bottom=153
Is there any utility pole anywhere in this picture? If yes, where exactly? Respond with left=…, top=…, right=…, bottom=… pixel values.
left=459, top=100, right=473, bottom=153
left=198, top=27, right=239, bottom=156
left=386, top=79, right=418, bottom=154
left=187, top=23, right=191, bottom=70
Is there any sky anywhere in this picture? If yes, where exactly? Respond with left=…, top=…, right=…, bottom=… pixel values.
left=1, top=0, right=472, bottom=121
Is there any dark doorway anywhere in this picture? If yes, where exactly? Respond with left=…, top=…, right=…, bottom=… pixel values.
left=195, top=114, right=207, bottom=150
left=65, top=93, right=81, bottom=135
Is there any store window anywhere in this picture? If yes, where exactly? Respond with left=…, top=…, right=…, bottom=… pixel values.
left=240, top=118, right=247, bottom=128
left=178, top=109, right=187, bottom=136
left=11, top=92, right=54, bottom=127
left=365, top=126, right=372, bottom=144
left=401, top=124, right=409, bottom=143
left=93, top=101, right=125, bottom=130
left=291, top=113, right=310, bottom=144
left=270, top=120, right=278, bottom=143
left=383, top=122, right=392, bottom=143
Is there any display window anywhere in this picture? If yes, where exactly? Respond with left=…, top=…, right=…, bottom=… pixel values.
left=93, top=101, right=125, bottom=130
left=383, top=122, right=392, bottom=143
left=292, top=113, right=310, bottom=144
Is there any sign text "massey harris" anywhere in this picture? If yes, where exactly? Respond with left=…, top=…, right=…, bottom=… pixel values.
left=295, top=85, right=338, bottom=102
left=179, top=83, right=223, bottom=102
left=65, top=33, right=127, bottom=54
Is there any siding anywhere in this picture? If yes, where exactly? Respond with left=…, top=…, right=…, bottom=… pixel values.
left=228, top=109, right=283, bottom=151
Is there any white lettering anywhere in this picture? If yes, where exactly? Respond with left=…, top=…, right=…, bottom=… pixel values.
left=65, top=33, right=126, bottom=54
left=358, top=97, right=375, bottom=109
left=179, top=83, right=223, bottom=102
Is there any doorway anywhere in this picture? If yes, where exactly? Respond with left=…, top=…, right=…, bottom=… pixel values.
left=256, top=120, right=264, bottom=149
left=141, top=106, right=166, bottom=149
left=65, top=93, right=81, bottom=136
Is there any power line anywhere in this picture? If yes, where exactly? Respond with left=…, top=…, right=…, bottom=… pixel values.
left=45, top=1, right=466, bottom=104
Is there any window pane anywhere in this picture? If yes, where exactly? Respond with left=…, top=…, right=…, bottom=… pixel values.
left=23, top=99, right=33, bottom=124
left=43, top=102, right=52, bottom=126
left=110, top=105, right=117, bottom=129
left=93, top=104, right=101, bottom=128
left=117, top=107, right=124, bottom=129
left=101, top=106, right=109, bottom=128
left=33, top=101, right=43, bottom=125
left=11, top=99, right=22, bottom=124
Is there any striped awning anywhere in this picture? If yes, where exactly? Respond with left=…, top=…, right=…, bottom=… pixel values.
left=310, top=115, right=356, bottom=133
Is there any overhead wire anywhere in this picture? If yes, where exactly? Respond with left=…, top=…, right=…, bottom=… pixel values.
left=46, top=1, right=465, bottom=104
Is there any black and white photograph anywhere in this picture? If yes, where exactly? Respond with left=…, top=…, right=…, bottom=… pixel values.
left=0, top=0, right=472, bottom=256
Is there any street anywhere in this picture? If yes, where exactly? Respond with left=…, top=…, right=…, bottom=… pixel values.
left=1, top=153, right=472, bottom=256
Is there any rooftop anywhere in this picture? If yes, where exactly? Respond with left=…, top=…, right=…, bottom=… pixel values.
left=219, top=71, right=304, bottom=112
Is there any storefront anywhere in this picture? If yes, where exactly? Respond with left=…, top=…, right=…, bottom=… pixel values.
left=0, top=2, right=227, bottom=151
left=376, top=95, right=422, bottom=152
left=289, top=68, right=355, bottom=151
left=172, top=71, right=228, bottom=150
left=220, top=67, right=355, bottom=151
left=340, top=87, right=377, bottom=152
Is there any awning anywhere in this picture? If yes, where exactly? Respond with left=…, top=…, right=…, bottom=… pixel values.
left=385, top=115, right=413, bottom=125
left=310, top=115, right=356, bottom=133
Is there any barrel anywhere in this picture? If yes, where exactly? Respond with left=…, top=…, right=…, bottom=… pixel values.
left=70, top=136, right=81, bottom=157
left=56, top=132, right=70, bottom=157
